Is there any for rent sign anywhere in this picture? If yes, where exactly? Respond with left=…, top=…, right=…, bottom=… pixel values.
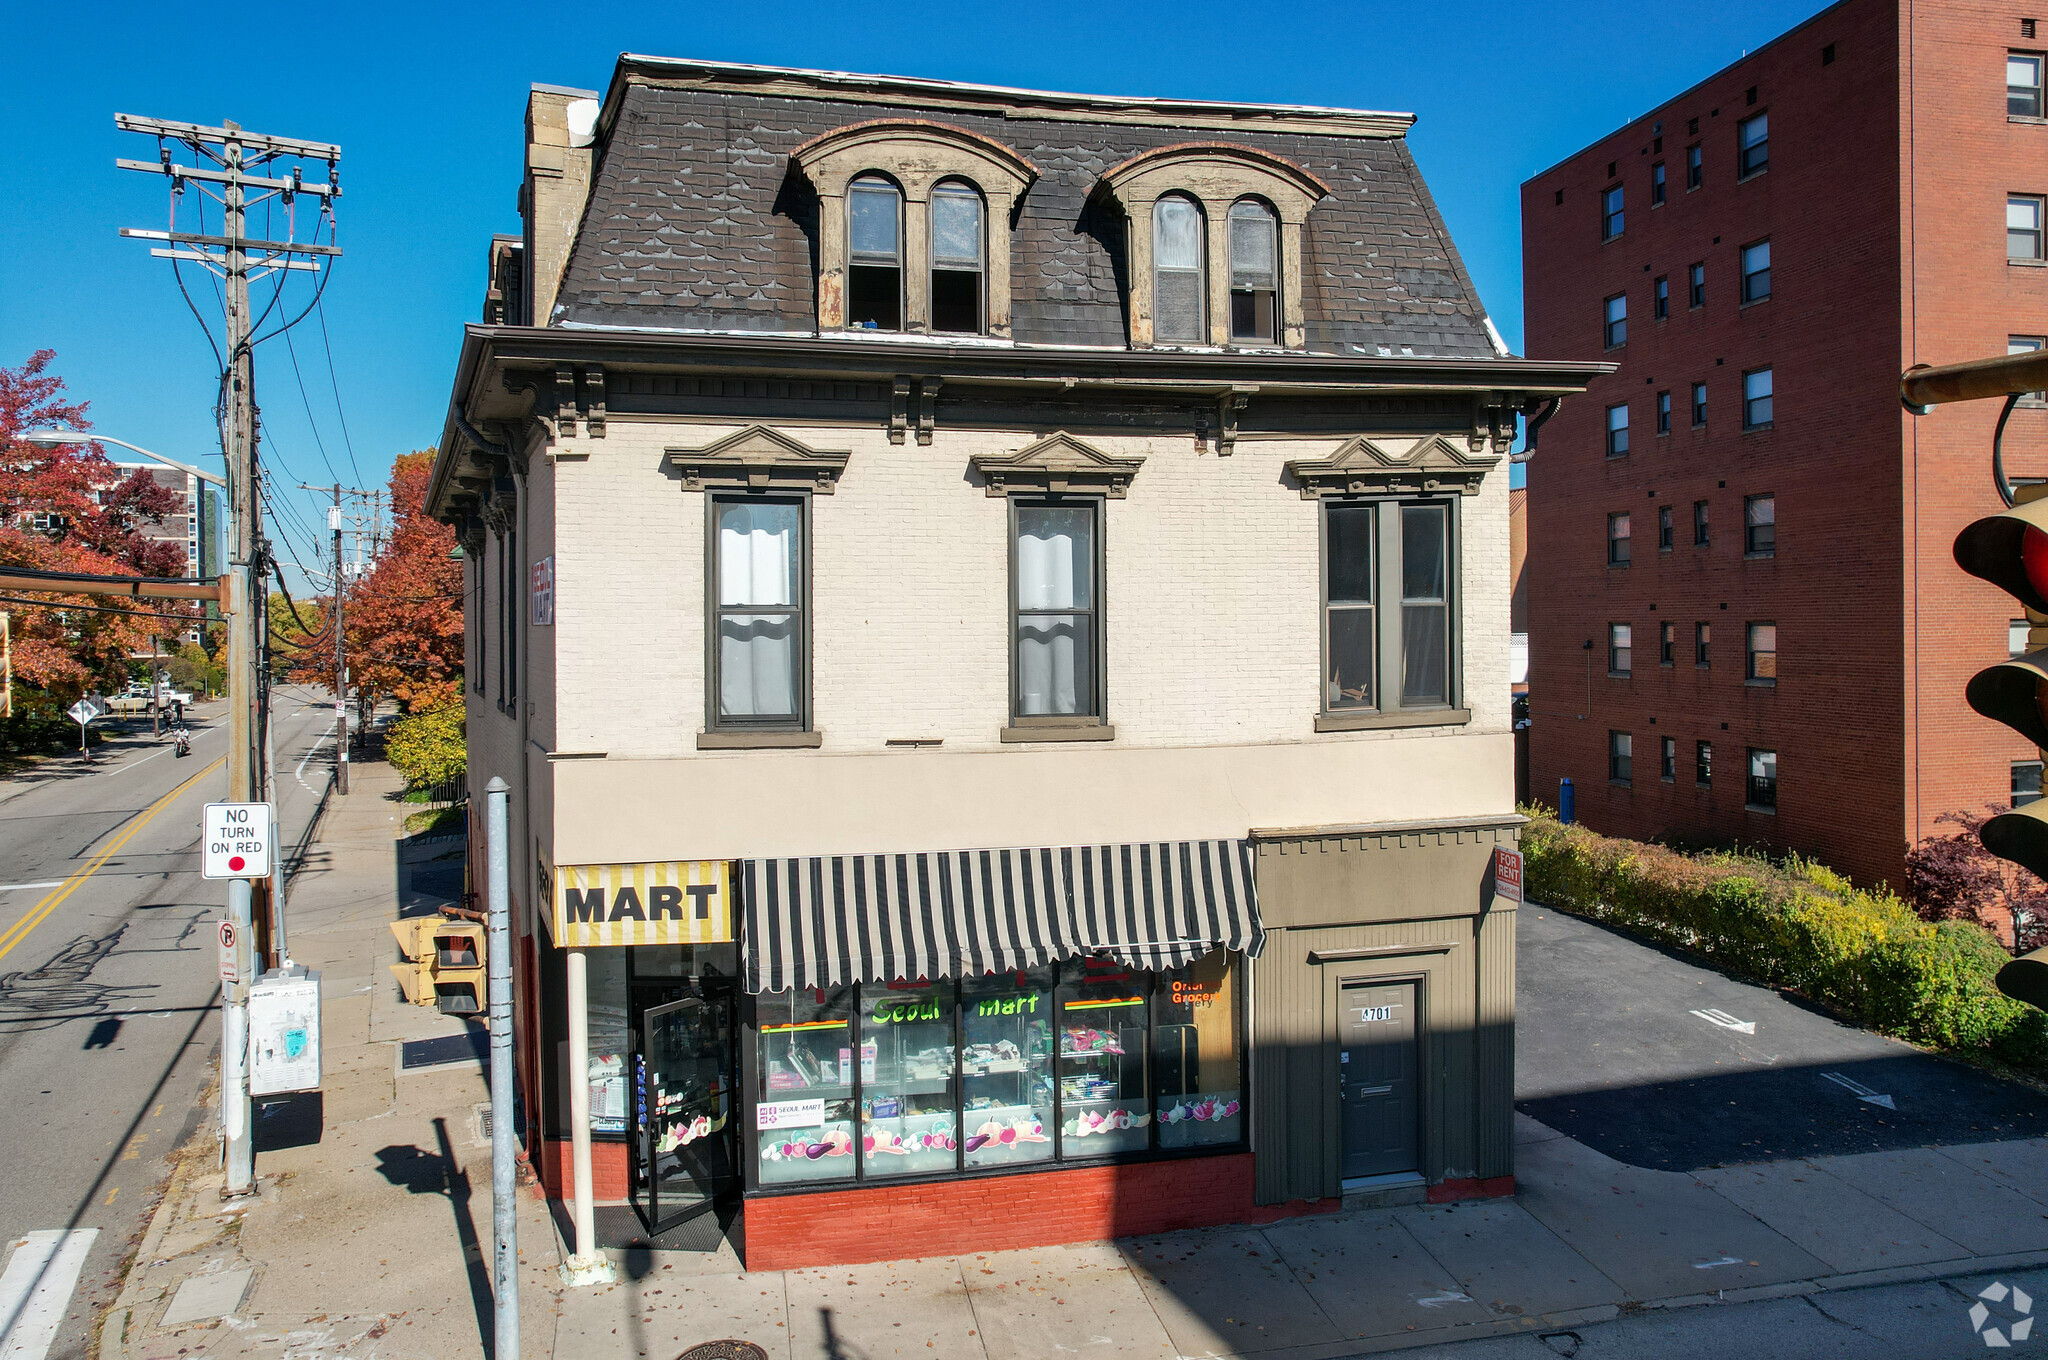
left=550, top=860, right=732, bottom=947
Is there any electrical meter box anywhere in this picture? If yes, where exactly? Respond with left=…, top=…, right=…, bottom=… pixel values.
left=248, top=966, right=322, bottom=1096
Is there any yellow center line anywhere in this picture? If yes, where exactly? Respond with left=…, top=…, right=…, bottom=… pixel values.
left=0, top=755, right=226, bottom=965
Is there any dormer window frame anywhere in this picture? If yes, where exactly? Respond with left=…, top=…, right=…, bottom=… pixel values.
left=791, top=120, right=1038, bottom=339
left=1099, top=142, right=1330, bottom=350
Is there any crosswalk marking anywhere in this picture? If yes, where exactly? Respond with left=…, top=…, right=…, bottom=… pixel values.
left=0, top=1229, right=97, bottom=1360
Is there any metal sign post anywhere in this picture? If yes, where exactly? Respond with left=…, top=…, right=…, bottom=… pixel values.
left=485, top=776, right=519, bottom=1359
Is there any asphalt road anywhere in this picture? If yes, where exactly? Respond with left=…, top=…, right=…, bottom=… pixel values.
left=1516, top=904, right=2048, bottom=1171
left=0, top=687, right=339, bottom=1360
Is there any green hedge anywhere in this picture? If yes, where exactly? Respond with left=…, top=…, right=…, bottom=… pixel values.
left=1520, top=808, right=2048, bottom=1067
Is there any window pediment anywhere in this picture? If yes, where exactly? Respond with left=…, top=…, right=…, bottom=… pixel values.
left=1286, top=436, right=1499, bottom=499
left=970, top=431, right=1145, bottom=498
left=665, top=425, right=851, bottom=493
left=792, top=119, right=1038, bottom=199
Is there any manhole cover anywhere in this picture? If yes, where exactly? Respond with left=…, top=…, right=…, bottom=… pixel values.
left=678, top=1344, right=768, bottom=1360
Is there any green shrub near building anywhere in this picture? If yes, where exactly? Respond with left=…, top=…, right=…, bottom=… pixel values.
left=1519, top=808, right=2048, bottom=1068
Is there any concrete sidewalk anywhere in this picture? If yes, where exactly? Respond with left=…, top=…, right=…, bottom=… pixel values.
left=99, top=772, right=2048, bottom=1360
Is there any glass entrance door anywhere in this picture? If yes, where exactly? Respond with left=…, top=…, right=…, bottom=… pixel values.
left=633, top=984, right=735, bottom=1233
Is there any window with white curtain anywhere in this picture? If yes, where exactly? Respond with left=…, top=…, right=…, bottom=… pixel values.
left=1153, top=197, right=1205, bottom=344
left=712, top=497, right=806, bottom=727
left=1012, top=500, right=1100, bottom=721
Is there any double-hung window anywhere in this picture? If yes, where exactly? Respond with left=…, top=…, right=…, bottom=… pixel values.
left=1153, top=196, right=1206, bottom=342
left=847, top=176, right=905, bottom=330
left=1607, top=511, right=1631, bottom=565
left=1686, top=143, right=1703, bottom=190
left=1745, top=494, right=1776, bottom=555
left=711, top=497, right=809, bottom=732
left=2016, top=760, right=2045, bottom=807
left=1320, top=500, right=1459, bottom=722
left=1656, top=390, right=1672, bottom=434
left=1658, top=505, right=1674, bottom=551
left=1606, top=403, right=1630, bottom=457
left=1608, top=623, right=1632, bottom=676
left=1602, top=184, right=1624, bottom=239
left=1228, top=200, right=1279, bottom=343
left=1653, top=275, right=1669, bottom=319
left=2011, top=196, right=2045, bottom=261
left=1604, top=293, right=1628, bottom=348
left=1661, top=736, right=1677, bottom=780
left=1741, top=240, right=1771, bottom=302
left=1747, top=622, right=1778, bottom=685
left=1737, top=112, right=1769, bottom=176
left=1692, top=382, right=1708, bottom=427
left=1696, top=740, right=1713, bottom=786
left=1744, top=367, right=1775, bottom=428
left=1747, top=749, right=1778, bottom=810
left=1689, top=262, right=1706, bottom=308
left=1651, top=161, right=1667, bottom=205
left=1012, top=500, right=1103, bottom=727
left=930, top=181, right=986, bottom=334
left=497, top=526, right=519, bottom=708
left=1693, top=500, right=1711, bottom=547
left=2013, top=53, right=2045, bottom=118
left=1609, top=731, right=1633, bottom=784
left=1696, top=621, right=1712, bottom=667
left=1660, top=620, right=1676, bottom=664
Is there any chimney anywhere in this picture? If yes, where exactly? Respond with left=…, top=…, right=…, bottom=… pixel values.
left=522, top=84, right=600, bottom=328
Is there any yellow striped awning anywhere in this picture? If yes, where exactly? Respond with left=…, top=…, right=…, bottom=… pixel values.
left=549, top=860, right=733, bottom=948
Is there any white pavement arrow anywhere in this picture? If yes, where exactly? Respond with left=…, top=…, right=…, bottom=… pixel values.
left=1690, top=1007, right=1757, bottom=1035
left=1822, top=1071, right=1896, bottom=1110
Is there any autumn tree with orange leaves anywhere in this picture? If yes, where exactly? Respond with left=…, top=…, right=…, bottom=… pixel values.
left=291, top=449, right=462, bottom=712
left=0, top=351, right=194, bottom=701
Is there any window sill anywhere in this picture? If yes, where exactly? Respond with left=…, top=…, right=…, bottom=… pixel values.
left=1737, top=168, right=1768, bottom=185
left=2011, top=258, right=2048, bottom=268
left=1740, top=296, right=1771, bottom=309
left=1314, top=708, right=1470, bottom=733
left=1607, top=671, right=1632, bottom=680
left=2011, top=114, right=2048, bottom=125
left=1745, top=678, right=1778, bottom=688
left=697, top=730, right=824, bottom=750
left=1744, top=550, right=1777, bottom=560
left=1610, top=780, right=1633, bottom=789
left=1745, top=803, right=1778, bottom=815
left=1609, top=561, right=1630, bottom=569
left=999, top=722, right=1115, bottom=744
left=1743, top=422, right=1774, bottom=434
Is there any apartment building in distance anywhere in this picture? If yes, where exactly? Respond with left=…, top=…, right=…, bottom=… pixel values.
left=431, top=57, right=1601, bottom=1272
left=110, top=462, right=221, bottom=584
left=1522, top=0, right=2048, bottom=895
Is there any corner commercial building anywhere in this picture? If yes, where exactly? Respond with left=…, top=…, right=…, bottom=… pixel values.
left=1522, top=0, right=2048, bottom=896
left=430, top=56, right=1601, bottom=1270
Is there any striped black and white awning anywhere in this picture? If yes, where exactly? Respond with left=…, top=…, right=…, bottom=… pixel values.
left=738, top=840, right=1261, bottom=994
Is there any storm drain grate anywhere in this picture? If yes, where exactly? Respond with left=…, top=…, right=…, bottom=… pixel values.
left=678, top=1344, right=768, bottom=1360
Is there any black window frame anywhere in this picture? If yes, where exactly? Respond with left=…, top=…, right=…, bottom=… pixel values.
left=707, top=491, right=814, bottom=735
left=1746, top=747, right=1778, bottom=811
left=473, top=548, right=487, bottom=696
left=496, top=523, right=519, bottom=712
left=1740, top=239, right=1772, bottom=303
left=1606, top=402, right=1630, bottom=457
left=1660, top=619, right=1676, bottom=664
left=1660, top=735, right=1677, bottom=781
left=1651, top=160, right=1667, bottom=205
left=1693, top=499, right=1711, bottom=547
left=1318, top=497, right=1462, bottom=720
left=1604, top=292, right=1628, bottom=348
left=1653, top=275, right=1670, bottom=319
left=1737, top=111, right=1769, bottom=177
left=1695, top=620, right=1712, bottom=667
left=1746, top=621, right=1778, bottom=686
left=1744, top=493, right=1776, bottom=556
left=1607, top=511, right=1632, bottom=566
left=1609, top=729, right=1633, bottom=785
left=1658, top=505, right=1674, bottom=552
left=1010, top=495, right=1107, bottom=730
left=1688, top=262, right=1706, bottom=309
left=1686, top=142, right=1703, bottom=190
left=1602, top=184, right=1624, bottom=239
left=1609, top=622, right=1632, bottom=676
left=2015, top=759, right=2045, bottom=807
left=1656, top=390, right=1672, bottom=434
left=1692, top=381, right=1709, bottom=427
left=1696, top=739, right=1713, bottom=787
left=1743, top=367, right=1775, bottom=429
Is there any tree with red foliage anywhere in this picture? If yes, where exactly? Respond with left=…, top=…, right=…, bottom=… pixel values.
left=0, top=351, right=194, bottom=698
left=1904, top=806, right=2048, bottom=953
left=294, top=449, right=462, bottom=711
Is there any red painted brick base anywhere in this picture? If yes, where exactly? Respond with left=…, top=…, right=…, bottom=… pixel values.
left=1426, top=1175, right=1515, bottom=1204
left=742, top=1153, right=1335, bottom=1271
left=536, top=1136, right=630, bottom=1203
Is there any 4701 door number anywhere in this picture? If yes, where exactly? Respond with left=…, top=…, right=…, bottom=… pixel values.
left=1354, top=1005, right=1395, bottom=1022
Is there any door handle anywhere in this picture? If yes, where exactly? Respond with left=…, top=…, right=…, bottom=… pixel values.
left=1354, top=1084, right=1393, bottom=1096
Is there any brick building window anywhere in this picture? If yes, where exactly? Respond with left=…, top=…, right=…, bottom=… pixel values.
left=1689, top=262, right=1706, bottom=308
left=1747, top=748, right=1778, bottom=810
left=1654, top=275, right=1669, bottom=319
left=2013, top=53, right=2044, bottom=118
left=1013, top=499, right=1104, bottom=726
left=1610, top=730, right=1633, bottom=784
left=1737, top=112, right=1769, bottom=177
left=1696, top=740, right=1713, bottom=786
left=711, top=496, right=809, bottom=733
left=1743, top=368, right=1774, bottom=428
left=1741, top=240, right=1771, bottom=302
left=1695, top=620, right=1712, bottom=666
left=1604, top=293, right=1627, bottom=347
left=1651, top=161, right=1667, bottom=205
left=930, top=181, right=986, bottom=334
left=1607, top=403, right=1630, bottom=457
left=1661, top=736, right=1677, bottom=780
left=1686, top=143, right=1703, bottom=190
left=1153, top=195, right=1207, bottom=342
left=1660, top=619, right=1676, bottom=664
left=2011, top=195, right=2044, bottom=260
left=1609, top=622, right=1632, bottom=675
left=1320, top=498, right=1460, bottom=719
left=1607, top=511, right=1632, bottom=565
left=2015, top=760, right=2044, bottom=807
left=2012, top=335, right=2047, bottom=405
left=1228, top=200, right=1279, bottom=343
left=848, top=176, right=906, bottom=330
left=1693, top=499, right=1710, bottom=547
left=1603, top=184, right=1624, bottom=239
left=1746, top=622, right=1777, bottom=685
left=1692, top=381, right=1708, bottom=426
left=1657, top=390, right=1672, bottom=434
left=1659, top=505, right=1674, bottom=550
left=1745, top=494, right=1776, bottom=555
left=2014, top=618, right=2032, bottom=657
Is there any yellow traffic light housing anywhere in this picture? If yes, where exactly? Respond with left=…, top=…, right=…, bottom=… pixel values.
left=1998, top=949, right=2048, bottom=1012
left=1955, top=496, right=2048, bottom=615
left=389, top=915, right=487, bottom=1015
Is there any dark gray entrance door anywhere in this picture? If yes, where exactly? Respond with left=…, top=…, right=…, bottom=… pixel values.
left=1339, top=979, right=1420, bottom=1178
left=633, top=984, right=735, bottom=1233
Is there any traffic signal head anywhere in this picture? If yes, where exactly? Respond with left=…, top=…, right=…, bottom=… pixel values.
left=1997, top=948, right=2048, bottom=1013
left=1955, top=496, right=2048, bottom=614
left=1966, top=653, right=2048, bottom=750
left=1979, top=800, right=2048, bottom=881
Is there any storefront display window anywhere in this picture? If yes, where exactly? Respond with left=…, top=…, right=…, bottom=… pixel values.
left=861, top=981, right=958, bottom=1177
left=1057, top=960, right=1151, bottom=1154
left=586, top=949, right=629, bottom=1135
left=1154, top=952, right=1242, bottom=1148
left=755, top=986, right=857, bottom=1186
left=960, top=968, right=1055, bottom=1168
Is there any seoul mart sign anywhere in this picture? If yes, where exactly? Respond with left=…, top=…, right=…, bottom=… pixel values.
left=202, top=802, right=275, bottom=879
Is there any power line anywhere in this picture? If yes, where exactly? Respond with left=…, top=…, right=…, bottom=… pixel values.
left=281, top=329, right=342, bottom=485
left=314, top=301, right=365, bottom=489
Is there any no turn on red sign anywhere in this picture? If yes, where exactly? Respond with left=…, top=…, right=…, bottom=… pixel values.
left=202, top=802, right=275, bottom=880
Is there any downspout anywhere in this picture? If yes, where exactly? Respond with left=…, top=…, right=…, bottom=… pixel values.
left=1511, top=397, right=1563, bottom=465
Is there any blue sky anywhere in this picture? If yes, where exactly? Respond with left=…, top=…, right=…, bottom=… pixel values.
left=0, top=0, right=1830, bottom=584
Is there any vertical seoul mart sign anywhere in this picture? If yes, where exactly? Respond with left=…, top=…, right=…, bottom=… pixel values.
left=202, top=802, right=275, bottom=879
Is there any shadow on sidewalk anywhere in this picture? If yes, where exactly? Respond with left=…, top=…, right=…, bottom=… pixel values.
left=374, top=1117, right=495, bottom=1359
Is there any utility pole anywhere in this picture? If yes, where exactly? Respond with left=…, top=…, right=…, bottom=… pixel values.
left=329, top=491, right=348, bottom=794
left=118, top=115, right=340, bottom=1199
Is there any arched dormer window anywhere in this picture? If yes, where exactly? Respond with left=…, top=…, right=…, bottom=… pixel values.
left=791, top=120, right=1037, bottom=337
left=1152, top=196, right=1206, bottom=343
left=930, top=180, right=985, bottom=334
left=1228, top=199, right=1279, bottom=344
left=1098, top=143, right=1330, bottom=349
left=847, top=176, right=904, bottom=330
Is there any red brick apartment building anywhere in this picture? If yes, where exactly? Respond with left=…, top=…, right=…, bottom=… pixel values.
left=1522, top=0, right=2048, bottom=894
